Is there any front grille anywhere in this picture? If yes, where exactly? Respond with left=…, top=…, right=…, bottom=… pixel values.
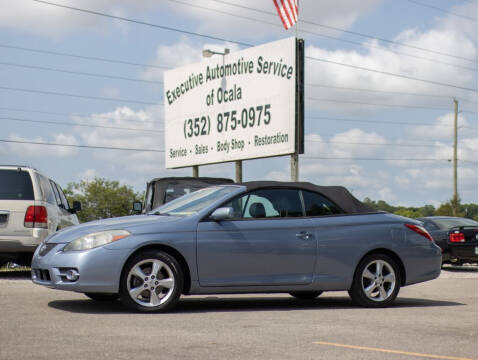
left=38, top=243, right=56, bottom=257
left=33, top=269, right=51, bottom=282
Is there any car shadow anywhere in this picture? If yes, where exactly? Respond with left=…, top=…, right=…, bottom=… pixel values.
left=442, top=265, right=478, bottom=273
left=0, top=270, right=30, bottom=279
left=47, top=295, right=464, bottom=315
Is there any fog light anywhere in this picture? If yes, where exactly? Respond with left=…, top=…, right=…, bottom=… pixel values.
left=65, top=269, right=80, bottom=281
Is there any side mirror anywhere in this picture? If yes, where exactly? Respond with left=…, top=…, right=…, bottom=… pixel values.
left=132, top=201, right=143, bottom=214
left=210, top=207, right=234, bottom=221
left=71, top=201, right=82, bottom=214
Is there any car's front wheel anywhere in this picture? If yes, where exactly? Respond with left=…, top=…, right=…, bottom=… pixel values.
left=119, top=251, right=183, bottom=312
left=348, top=253, right=401, bottom=308
left=289, top=291, right=323, bottom=300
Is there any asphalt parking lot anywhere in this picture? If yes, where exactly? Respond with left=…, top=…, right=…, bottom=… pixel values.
left=0, top=266, right=477, bottom=360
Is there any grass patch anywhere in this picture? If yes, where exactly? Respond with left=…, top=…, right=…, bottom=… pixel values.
left=0, top=264, right=31, bottom=272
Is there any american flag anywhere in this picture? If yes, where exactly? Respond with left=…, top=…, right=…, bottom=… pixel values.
left=273, top=0, right=298, bottom=30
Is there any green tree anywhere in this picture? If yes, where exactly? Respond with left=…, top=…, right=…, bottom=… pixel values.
left=64, top=178, right=143, bottom=223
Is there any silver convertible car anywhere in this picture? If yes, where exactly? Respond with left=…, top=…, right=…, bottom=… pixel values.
left=32, top=182, right=441, bottom=312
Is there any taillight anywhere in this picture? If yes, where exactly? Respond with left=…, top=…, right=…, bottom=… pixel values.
left=449, top=232, right=465, bottom=243
left=24, top=206, right=48, bottom=229
left=405, top=224, right=433, bottom=241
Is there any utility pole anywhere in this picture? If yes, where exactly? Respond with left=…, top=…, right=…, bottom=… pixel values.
left=453, top=99, right=458, bottom=216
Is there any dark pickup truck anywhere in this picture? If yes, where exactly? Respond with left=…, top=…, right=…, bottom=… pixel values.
left=135, top=177, right=234, bottom=214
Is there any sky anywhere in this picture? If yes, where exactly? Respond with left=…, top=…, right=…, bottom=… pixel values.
left=1, top=0, right=478, bottom=207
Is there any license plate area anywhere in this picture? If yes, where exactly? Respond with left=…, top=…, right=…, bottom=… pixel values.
left=0, top=211, right=9, bottom=228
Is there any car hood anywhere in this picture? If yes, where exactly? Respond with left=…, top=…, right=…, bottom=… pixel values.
left=46, top=215, right=181, bottom=244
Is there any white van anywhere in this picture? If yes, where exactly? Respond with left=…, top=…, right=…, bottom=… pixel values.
left=0, top=165, right=81, bottom=266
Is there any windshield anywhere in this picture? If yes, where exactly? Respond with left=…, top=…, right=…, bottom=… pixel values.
left=150, top=186, right=238, bottom=216
left=434, top=218, right=478, bottom=229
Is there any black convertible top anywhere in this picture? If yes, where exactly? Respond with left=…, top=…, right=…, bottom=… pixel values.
left=240, top=181, right=375, bottom=214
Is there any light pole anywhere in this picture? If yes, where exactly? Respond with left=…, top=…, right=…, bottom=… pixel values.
left=202, top=48, right=242, bottom=183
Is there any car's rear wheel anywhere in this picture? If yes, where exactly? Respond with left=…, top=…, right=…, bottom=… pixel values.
left=348, top=253, right=401, bottom=308
left=119, top=251, right=183, bottom=313
left=289, top=291, right=323, bottom=300
left=84, top=293, right=119, bottom=301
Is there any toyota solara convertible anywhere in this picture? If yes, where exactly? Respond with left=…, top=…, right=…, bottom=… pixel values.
left=32, top=181, right=441, bottom=312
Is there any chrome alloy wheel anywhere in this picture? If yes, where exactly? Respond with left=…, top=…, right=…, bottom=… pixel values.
left=126, top=259, right=175, bottom=307
left=361, top=259, right=396, bottom=302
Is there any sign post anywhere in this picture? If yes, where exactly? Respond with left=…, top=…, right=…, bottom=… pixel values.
left=164, top=37, right=304, bottom=180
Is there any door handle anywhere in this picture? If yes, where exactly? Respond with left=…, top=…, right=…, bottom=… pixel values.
left=296, top=231, right=311, bottom=240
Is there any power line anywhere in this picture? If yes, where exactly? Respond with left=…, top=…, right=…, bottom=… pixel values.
left=301, top=155, right=451, bottom=161
left=0, top=85, right=162, bottom=105
left=204, top=0, right=478, bottom=64
left=2, top=116, right=450, bottom=147
left=305, top=83, right=478, bottom=105
left=306, top=139, right=448, bottom=148
left=30, top=0, right=478, bottom=94
left=0, top=117, right=163, bottom=133
left=0, top=138, right=452, bottom=159
left=305, top=56, right=478, bottom=93
left=0, top=61, right=163, bottom=85
left=0, top=43, right=170, bottom=70
left=0, top=138, right=165, bottom=153
left=167, top=0, right=478, bottom=74
left=307, top=97, right=450, bottom=111
left=406, top=0, right=478, bottom=23
left=0, top=106, right=162, bottom=125
left=32, top=0, right=253, bottom=47
left=306, top=115, right=455, bottom=128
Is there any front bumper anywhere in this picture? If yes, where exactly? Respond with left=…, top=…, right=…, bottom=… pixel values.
left=31, top=243, right=131, bottom=293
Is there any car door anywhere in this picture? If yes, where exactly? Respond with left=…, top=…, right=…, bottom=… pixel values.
left=196, top=188, right=317, bottom=287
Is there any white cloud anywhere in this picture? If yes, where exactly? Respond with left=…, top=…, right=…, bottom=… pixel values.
left=411, top=112, right=466, bottom=140
left=140, top=40, right=241, bottom=82
left=164, top=0, right=380, bottom=41
left=0, top=0, right=161, bottom=37
left=4, top=133, right=79, bottom=158
left=304, top=2, right=478, bottom=112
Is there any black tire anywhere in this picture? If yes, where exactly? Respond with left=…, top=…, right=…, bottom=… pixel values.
left=348, top=253, right=401, bottom=308
left=289, top=291, right=323, bottom=300
left=119, top=251, right=183, bottom=313
left=84, top=293, right=119, bottom=301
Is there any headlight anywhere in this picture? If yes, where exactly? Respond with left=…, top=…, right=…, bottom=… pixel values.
left=63, top=230, right=130, bottom=251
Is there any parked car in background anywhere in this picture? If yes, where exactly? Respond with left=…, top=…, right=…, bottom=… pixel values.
left=32, top=181, right=441, bottom=312
left=417, top=216, right=478, bottom=264
left=0, top=165, right=81, bottom=267
left=135, top=176, right=234, bottom=213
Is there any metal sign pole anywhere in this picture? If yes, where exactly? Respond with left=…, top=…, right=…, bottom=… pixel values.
left=291, top=3, right=302, bottom=182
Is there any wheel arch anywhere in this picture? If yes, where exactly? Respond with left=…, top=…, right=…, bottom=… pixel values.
left=353, top=248, right=406, bottom=287
left=121, top=244, right=192, bottom=295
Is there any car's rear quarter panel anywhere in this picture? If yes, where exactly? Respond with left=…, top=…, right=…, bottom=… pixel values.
left=312, top=213, right=441, bottom=290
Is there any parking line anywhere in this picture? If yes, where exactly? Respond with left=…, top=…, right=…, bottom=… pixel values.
left=313, top=341, right=477, bottom=360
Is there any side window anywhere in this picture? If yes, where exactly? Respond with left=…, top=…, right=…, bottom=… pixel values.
left=302, top=190, right=343, bottom=216
left=224, top=188, right=303, bottom=219
left=36, top=174, right=56, bottom=204
left=56, top=184, right=70, bottom=210
left=49, top=180, right=62, bottom=207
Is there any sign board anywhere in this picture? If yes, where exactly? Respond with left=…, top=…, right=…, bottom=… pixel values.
left=164, top=37, right=300, bottom=168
